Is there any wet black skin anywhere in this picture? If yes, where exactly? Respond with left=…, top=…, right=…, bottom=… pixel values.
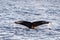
left=15, top=21, right=49, bottom=29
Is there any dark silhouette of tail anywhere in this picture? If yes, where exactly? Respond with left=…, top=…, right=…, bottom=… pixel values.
left=15, top=21, right=49, bottom=29
left=32, top=21, right=49, bottom=27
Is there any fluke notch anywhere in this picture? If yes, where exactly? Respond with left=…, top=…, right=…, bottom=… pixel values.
left=15, top=21, right=49, bottom=29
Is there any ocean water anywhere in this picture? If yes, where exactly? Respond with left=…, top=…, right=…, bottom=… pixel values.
left=0, top=0, right=60, bottom=40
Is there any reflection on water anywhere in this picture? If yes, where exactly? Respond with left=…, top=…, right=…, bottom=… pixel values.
left=0, top=0, right=60, bottom=40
